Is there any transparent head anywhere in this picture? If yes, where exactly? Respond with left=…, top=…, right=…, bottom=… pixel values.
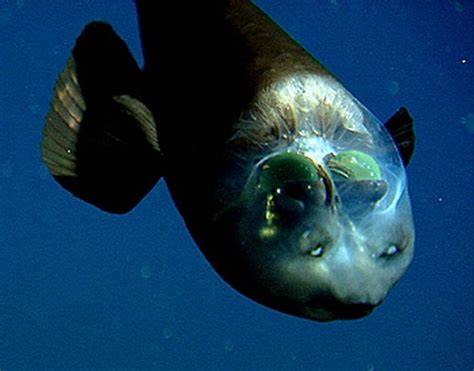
left=210, top=77, right=414, bottom=321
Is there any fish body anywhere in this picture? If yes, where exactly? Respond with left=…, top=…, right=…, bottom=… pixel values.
left=42, top=1, right=415, bottom=321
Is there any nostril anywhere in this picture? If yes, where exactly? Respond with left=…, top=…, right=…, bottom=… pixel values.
left=307, top=244, right=324, bottom=257
left=380, top=244, right=401, bottom=259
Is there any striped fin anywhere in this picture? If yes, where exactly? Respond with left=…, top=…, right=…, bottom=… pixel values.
left=42, top=22, right=162, bottom=213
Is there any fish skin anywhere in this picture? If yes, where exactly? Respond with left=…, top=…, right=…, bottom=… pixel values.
left=42, top=1, right=415, bottom=321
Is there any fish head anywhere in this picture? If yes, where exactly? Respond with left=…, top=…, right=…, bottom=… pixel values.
left=210, top=76, right=415, bottom=321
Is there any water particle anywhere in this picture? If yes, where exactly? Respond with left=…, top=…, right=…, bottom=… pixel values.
left=224, top=339, right=234, bottom=352
left=328, top=0, right=340, bottom=10
left=140, top=264, right=153, bottom=279
left=460, top=113, right=474, bottom=134
left=162, top=327, right=172, bottom=339
left=0, top=9, right=12, bottom=22
left=387, top=81, right=400, bottom=96
left=454, top=1, right=464, bottom=13
left=1, top=162, right=13, bottom=178
left=29, top=104, right=40, bottom=115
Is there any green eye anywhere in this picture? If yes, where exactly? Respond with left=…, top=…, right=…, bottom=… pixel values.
left=258, top=152, right=320, bottom=193
left=327, top=150, right=382, bottom=181
left=255, top=152, right=321, bottom=240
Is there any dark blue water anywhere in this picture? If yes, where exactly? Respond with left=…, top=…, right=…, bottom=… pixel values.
left=1, top=0, right=472, bottom=369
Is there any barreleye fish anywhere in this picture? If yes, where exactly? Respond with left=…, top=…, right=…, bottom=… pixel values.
left=42, top=0, right=415, bottom=321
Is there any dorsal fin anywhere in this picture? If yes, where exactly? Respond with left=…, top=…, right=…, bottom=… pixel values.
left=384, top=107, right=415, bottom=167
left=42, top=22, right=162, bottom=214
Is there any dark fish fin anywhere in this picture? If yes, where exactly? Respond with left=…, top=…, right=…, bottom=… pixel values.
left=42, top=22, right=162, bottom=214
left=384, top=107, right=415, bottom=167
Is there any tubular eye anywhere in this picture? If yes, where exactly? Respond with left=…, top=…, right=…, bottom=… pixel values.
left=257, top=152, right=320, bottom=195
left=380, top=244, right=402, bottom=258
left=281, top=181, right=314, bottom=202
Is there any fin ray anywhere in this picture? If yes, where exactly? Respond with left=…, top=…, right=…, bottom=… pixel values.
left=42, top=22, right=162, bottom=213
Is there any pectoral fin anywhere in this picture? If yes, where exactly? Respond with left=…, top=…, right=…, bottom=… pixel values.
left=384, top=107, right=415, bottom=167
left=42, top=22, right=162, bottom=214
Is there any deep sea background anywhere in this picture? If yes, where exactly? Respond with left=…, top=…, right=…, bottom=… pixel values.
left=0, top=0, right=473, bottom=369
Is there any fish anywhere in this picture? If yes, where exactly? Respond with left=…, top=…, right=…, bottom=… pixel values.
left=42, top=0, right=415, bottom=321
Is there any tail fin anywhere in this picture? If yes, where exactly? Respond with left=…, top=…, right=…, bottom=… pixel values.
left=42, top=22, right=162, bottom=214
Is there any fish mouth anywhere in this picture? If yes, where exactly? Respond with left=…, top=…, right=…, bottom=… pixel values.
left=304, top=296, right=380, bottom=321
